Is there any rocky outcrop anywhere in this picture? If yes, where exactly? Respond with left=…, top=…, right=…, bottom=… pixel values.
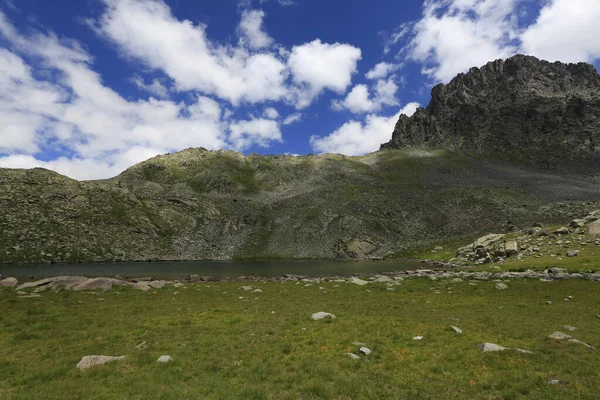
left=382, top=55, right=600, bottom=167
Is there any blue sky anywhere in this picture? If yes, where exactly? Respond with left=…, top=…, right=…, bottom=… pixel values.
left=0, top=0, right=599, bottom=179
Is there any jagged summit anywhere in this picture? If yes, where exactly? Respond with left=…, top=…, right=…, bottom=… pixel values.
left=382, top=55, right=600, bottom=166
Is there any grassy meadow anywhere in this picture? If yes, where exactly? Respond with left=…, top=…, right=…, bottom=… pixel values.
left=1, top=276, right=599, bottom=399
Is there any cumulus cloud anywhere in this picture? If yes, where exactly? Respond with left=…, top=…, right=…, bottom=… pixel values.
left=332, top=78, right=399, bottom=114
left=388, top=0, right=600, bottom=83
left=131, top=76, right=169, bottom=98
left=238, top=9, right=273, bottom=49
left=282, top=113, right=302, bottom=125
left=288, top=39, right=362, bottom=108
left=365, top=62, right=397, bottom=80
left=521, top=0, right=600, bottom=63
left=310, top=102, right=419, bottom=155
left=229, top=118, right=282, bottom=150
left=263, top=107, right=279, bottom=119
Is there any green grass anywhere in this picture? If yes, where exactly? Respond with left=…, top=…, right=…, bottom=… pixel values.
left=1, top=279, right=599, bottom=399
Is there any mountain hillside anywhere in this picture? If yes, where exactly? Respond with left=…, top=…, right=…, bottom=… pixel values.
left=1, top=55, right=600, bottom=264
left=0, top=148, right=598, bottom=263
left=381, top=55, right=600, bottom=168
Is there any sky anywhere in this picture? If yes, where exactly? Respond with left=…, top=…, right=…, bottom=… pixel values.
left=0, top=0, right=599, bottom=180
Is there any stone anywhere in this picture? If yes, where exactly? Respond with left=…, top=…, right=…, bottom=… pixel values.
left=359, top=347, right=372, bottom=356
left=372, top=275, right=393, bottom=283
left=311, top=312, right=336, bottom=321
left=433, top=246, right=444, bottom=252
left=352, top=342, right=366, bottom=346
left=504, top=241, right=518, bottom=256
left=545, top=301, right=553, bottom=305
left=239, top=286, right=253, bottom=291
left=554, top=227, right=570, bottom=235
left=46, top=276, right=88, bottom=290
left=569, top=219, right=586, bottom=228
left=563, top=325, right=576, bottom=332
left=566, top=250, right=579, bottom=257
left=157, top=355, right=173, bottom=363
left=253, top=289, right=263, bottom=293
left=549, top=379, right=561, bottom=385
left=450, top=326, right=463, bottom=334
left=413, top=336, right=424, bottom=341
left=345, top=353, right=360, bottom=360
left=588, top=220, right=600, bottom=235
left=149, top=281, right=166, bottom=289
left=16, top=278, right=54, bottom=291
left=0, top=277, right=18, bottom=287
left=349, top=277, right=369, bottom=286
left=73, top=278, right=124, bottom=291
left=135, top=341, right=148, bottom=350
left=515, top=348, right=534, bottom=354
left=76, top=355, right=126, bottom=370
left=449, top=278, right=463, bottom=283
left=568, top=339, right=596, bottom=349
left=549, top=331, right=571, bottom=340
left=480, top=343, right=507, bottom=352
left=495, top=283, right=509, bottom=290
left=172, top=283, right=185, bottom=288
left=134, top=282, right=151, bottom=291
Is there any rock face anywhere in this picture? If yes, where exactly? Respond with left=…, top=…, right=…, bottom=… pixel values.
left=381, top=55, right=600, bottom=167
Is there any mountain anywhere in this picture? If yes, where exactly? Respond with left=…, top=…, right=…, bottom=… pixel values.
left=1, top=55, right=599, bottom=264
left=381, top=55, right=600, bottom=168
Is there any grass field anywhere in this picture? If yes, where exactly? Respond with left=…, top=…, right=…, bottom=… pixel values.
left=1, top=277, right=599, bottom=399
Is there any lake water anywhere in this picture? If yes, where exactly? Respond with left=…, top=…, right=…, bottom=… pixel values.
left=0, top=259, right=427, bottom=280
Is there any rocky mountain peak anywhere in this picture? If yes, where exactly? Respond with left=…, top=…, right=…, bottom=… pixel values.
left=382, top=55, right=600, bottom=167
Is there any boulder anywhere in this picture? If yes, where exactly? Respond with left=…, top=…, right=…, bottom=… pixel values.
left=73, top=278, right=128, bottom=291
left=0, top=277, right=18, bottom=287
left=504, top=241, right=518, bottom=256
left=554, top=227, right=570, bottom=235
left=569, top=219, right=586, bottom=228
left=588, top=220, right=600, bottom=235
left=134, top=282, right=151, bottom=291
left=311, top=312, right=336, bottom=321
left=480, top=343, right=507, bottom=352
left=46, top=276, right=88, bottom=290
left=349, top=277, right=369, bottom=286
left=16, top=278, right=54, bottom=291
left=76, top=355, right=126, bottom=370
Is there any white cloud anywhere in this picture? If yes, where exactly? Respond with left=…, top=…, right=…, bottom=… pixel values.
left=288, top=39, right=362, bottom=108
left=365, top=62, right=396, bottom=80
left=264, top=107, right=279, bottom=119
left=310, top=102, right=419, bottom=155
left=229, top=118, right=282, bottom=150
left=282, top=113, right=302, bottom=125
left=332, top=77, right=399, bottom=114
left=238, top=9, right=273, bottom=49
left=521, top=0, right=600, bottom=63
left=389, top=0, right=600, bottom=84
left=131, top=76, right=169, bottom=98
left=91, top=0, right=288, bottom=105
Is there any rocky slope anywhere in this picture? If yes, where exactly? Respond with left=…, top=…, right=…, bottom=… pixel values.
left=381, top=55, right=600, bottom=168
left=1, top=148, right=598, bottom=263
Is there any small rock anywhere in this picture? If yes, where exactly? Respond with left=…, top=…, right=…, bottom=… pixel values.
left=253, top=289, right=263, bottom=293
left=135, top=341, right=148, bottom=350
left=134, top=282, right=151, bottom=291
left=563, top=325, right=576, bottom=332
left=495, top=283, right=509, bottom=290
left=554, top=227, right=570, bottom=235
left=311, top=312, right=336, bottom=321
left=345, top=353, right=360, bottom=360
left=352, top=342, right=366, bottom=346
left=449, top=278, right=463, bottom=283
left=157, top=355, right=173, bottom=363
left=349, top=277, right=369, bottom=286
left=548, top=331, right=571, bottom=340
left=515, top=348, right=534, bottom=354
left=549, top=379, right=561, bottom=385
left=480, top=343, right=507, bottom=352
left=239, top=286, right=253, bottom=291
left=566, top=250, right=579, bottom=257
left=546, top=301, right=553, bottom=305
left=450, top=326, right=463, bottom=334
left=76, top=355, right=126, bottom=370
left=359, top=347, right=372, bottom=356
left=413, top=336, right=424, bottom=341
